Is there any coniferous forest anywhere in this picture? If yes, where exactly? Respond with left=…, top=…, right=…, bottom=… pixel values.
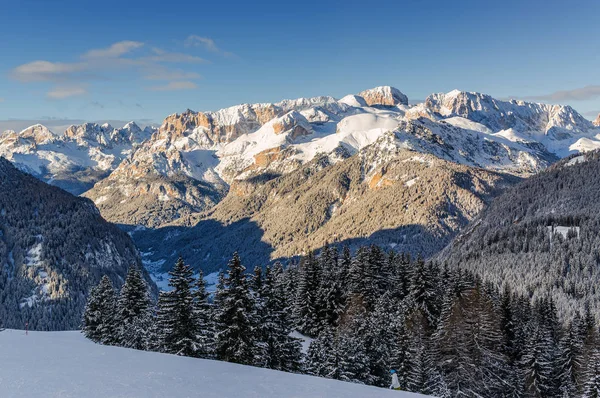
left=83, top=246, right=600, bottom=398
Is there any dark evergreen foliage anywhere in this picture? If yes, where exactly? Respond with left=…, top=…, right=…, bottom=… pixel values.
left=115, top=266, right=154, bottom=350
left=82, top=275, right=116, bottom=344
left=156, top=257, right=198, bottom=356
left=214, top=252, right=257, bottom=365
left=82, top=246, right=600, bottom=397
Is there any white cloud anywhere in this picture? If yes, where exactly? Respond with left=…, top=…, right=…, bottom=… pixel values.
left=12, top=60, right=86, bottom=82
left=47, top=86, right=87, bottom=99
left=185, top=36, right=218, bottom=51
left=149, top=81, right=198, bottom=91
left=184, top=35, right=234, bottom=57
left=11, top=38, right=212, bottom=98
left=83, top=41, right=144, bottom=59
left=526, top=85, right=600, bottom=102
left=146, top=48, right=206, bottom=64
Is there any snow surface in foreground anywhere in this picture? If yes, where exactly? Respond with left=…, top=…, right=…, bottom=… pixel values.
left=0, top=330, right=426, bottom=398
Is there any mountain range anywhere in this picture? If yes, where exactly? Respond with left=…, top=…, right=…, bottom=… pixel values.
left=0, top=122, right=156, bottom=195
left=2, top=86, right=599, bottom=277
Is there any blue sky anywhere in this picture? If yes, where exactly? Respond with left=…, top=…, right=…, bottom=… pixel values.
left=1, top=0, right=599, bottom=130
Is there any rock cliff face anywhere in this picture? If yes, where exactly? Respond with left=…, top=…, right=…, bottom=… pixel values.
left=594, top=113, right=600, bottom=127
left=358, top=86, right=409, bottom=106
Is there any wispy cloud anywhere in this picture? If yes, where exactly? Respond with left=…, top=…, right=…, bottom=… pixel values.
left=525, top=85, right=600, bottom=102
left=149, top=81, right=198, bottom=91
left=184, top=35, right=234, bottom=57
left=12, top=60, right=87, bottom=82
left=11, top=39, right=207, bottom=99
left=145, top=48, right=206, bottom=64
left=47, top=86, right=87, bottom=99
left=83, top=41, right=144, bottom=59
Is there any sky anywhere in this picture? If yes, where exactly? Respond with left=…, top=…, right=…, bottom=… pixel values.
left=1, top=0, right=599, bottom=131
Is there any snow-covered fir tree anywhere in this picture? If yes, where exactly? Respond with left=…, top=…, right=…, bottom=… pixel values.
left=115, top=266, right=154, bottom=350
left=82, top=275, right=117, bottom=344
left=192, top=269, right=215, bottom=359
left=254, top=265, right=302, bottom=371
left=156, top=257, right=198, bottom=356
left=583, top=348, right=600, bottom=398
left=214, top=252, right=257, bottom=365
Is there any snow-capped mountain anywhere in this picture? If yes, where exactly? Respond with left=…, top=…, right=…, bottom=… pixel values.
left=409, top=90, right=598, bottom=155
left=84, top=86, right=599, bottom=230
left=0, top=122, right=157, bottom=194
left=3, top=86, right=599, bottom=275
left=594, top=113, right=600, bottom=127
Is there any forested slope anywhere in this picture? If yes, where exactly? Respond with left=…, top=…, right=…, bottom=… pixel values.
left=0, top=157, right=144, bottom=330
left=441, top=150, right=600, bottom=320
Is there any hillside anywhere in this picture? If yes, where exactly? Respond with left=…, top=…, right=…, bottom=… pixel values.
left=0, top=329, right=425, bottom=398
left=440, top=150, right=600, bottom=320
left=135, top=141, right=518, bottom=273
left=0, top=157, right=144, bottom=330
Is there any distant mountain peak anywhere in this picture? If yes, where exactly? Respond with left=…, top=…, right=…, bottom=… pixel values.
left=17, top=124, right=57, bottom=145
left=358, top=86, right=408, bottom=106
left=594, top=113, right=600, bottom=127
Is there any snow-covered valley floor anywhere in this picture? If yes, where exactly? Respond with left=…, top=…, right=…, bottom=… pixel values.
left=0, top=329, right=424, bottom=397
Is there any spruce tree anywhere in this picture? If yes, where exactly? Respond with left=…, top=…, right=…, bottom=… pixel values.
left=82, top=275, right=116, bottom=344
left=583, top=348, right=600, bottom=398
left=305, top=326, right=338, bottom=378
left=156, top=257, right=198, bottom=356
left=337, top=330, right=371, bottom=384
left=193, top=270, right=215, bottom=358
left=256, top=266, right=303, bottom=371
left=317, top=246, right=346, bottom=329
left=293, top=252, right=320, bottom=336
left=115, top=266, right=154, bottom=350
left=214, top=253, right=257, bottom=365
left=520, top=324, right=554, bottom=397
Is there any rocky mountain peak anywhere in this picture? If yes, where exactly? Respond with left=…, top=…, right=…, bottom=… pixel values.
left=271, top=111, right=312, bottom=140
left=594, top=113, right=600, bottom=127
left=358, top=86, right=408, bottom=106
left=18, top=124, right=57, bottom=145
left=422, top=90, right=595, bottom=136
left=64, top=122, right=113, bottom=147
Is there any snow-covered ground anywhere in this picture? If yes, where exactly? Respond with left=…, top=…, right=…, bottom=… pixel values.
left=0, top=330, right=425, bottom=398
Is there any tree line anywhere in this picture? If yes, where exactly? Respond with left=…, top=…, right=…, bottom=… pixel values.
left=83, top=254, right=302, bottom=371
left=83, top=245, right=600, bottom=397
